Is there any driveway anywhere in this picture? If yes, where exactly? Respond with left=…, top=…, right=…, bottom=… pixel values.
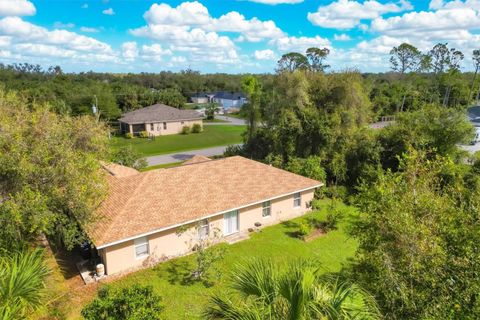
left=146, top=144, right=241, bottom=166
left=460, top=142, right=480, bottom=154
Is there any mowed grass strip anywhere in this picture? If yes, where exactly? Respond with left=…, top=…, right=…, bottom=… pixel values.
left=102, top=199, right=358, bottom=319
left=110, top=125, right=245, bottom=157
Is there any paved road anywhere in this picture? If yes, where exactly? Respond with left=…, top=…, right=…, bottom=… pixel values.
left=208, top=115, right=246, bottom=125
left=460, top=142, right=480, bottom=154
left=146, top=144, right=241, bottom=166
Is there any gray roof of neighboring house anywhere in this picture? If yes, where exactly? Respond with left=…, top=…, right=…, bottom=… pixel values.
left=118, top=104, right=202, bottom=124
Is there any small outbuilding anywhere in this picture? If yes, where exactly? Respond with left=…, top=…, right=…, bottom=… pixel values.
left=119, top=104, right=203, bottom=136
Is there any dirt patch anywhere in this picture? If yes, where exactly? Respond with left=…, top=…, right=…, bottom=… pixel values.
left=303, top=228, right=326, bottom=242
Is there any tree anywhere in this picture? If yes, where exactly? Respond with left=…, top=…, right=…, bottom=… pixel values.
left=469, top=49, right=480, bottom=102
left=0, top=89, right=109, bottom=250
left=352, top=150, right=480, bottom=319
left=277, top=52, right=309, bottom=72
left=205, top=259, right=380, bottom=319
left=0, top=249, right=49, bottom=319
left=306, top=47, right=330, bottom=72
left=176, top=221, right=225, bottom=283
left=111, top=145, right=147, bottom=170
left=241, top=75, right=261, bottom=141
left=81, top=284, right=163, bottom=320
left=205, top=103, right=219, bottom=120
left=157, top=88, right=186, bottom=109
left=429, top=43, right=451, bottom=74
left=379, top=104, right=474, bottom=170
left=389, top=43, right=422, bottom=73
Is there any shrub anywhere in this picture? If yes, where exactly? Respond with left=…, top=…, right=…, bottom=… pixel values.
left=125, top=132, right=134, bottom=139
left=81, top=284, right=163, bottom=320
left=181, top=126, right=191, bottom=134
left=192, top=123, right=202, bottom=133
left=139, top=131, right=149, bottom=138
left=297, top=222, right=311, bottom=239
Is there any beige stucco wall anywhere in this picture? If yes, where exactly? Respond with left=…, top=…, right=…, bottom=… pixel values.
left=102, top=189, right=315, bottom=275
left=143, top=119, right=203, bottom=136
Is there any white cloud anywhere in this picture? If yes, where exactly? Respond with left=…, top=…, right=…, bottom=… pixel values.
left=370, top=7, right=480, bottom=39
left=102, top=8, right=115, bottom=15
left=270, top=35, right=331, bottom=52
left=307, top=0, right=413, bottom=29
left=121, top=42, right=138, bottom=61
left=0, top=16, right=120, bottom=66
left=246, top=0, right=303, bottom=4
left=254, top=49, right=276, bottom=60
left=138, top=1, right=284, bottom=42
left=53, top=22, right=75, bottom=29
left=334, top=33, right=351, bottom=41
left=429, top=0, right=444, bottom=9
left=0, top=0, right=36, bottom=16
left=171, top=56, right=187, bottom=63
left=80, top=27, right=100, bottom=33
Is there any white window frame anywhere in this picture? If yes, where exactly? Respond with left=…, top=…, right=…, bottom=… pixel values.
left=262, top=201, right=271, bottom=217
left=293, top=192, right=301, bottom=208
left=134, top=236, right=149, bottom=259
left=198, top=219, right=209, bottom=240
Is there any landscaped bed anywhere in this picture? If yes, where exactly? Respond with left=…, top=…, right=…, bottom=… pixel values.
left=110, top=125, right=245, bottom=157
left=43, top=199, right=357, bottom=319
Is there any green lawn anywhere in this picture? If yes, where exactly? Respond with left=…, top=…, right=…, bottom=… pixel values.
left=104, top=199, right=358, bottom=319
left=110, top=125, right=245, bottom=157
left=140, top=161, right=184, bottom=171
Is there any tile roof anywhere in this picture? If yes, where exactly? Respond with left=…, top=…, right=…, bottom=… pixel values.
left=182, top=155, right=212, bottom=165
left=118, top=104, right=202, bottom=124
left=100, top=162, right=140, bottom=178
left=89, top=156, right=322, bottom=248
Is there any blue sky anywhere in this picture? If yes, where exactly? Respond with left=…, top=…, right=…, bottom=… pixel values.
left=0, top=0, right=479, bottom=73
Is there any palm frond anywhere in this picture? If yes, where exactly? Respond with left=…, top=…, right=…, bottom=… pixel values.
left=0, top=249, right=50, bottom=319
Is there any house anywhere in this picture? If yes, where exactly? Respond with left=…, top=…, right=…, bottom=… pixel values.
left=190, top=92, right=247, bottom=111
left=118, top=104, right=203, bottom=136
left=89, top=156, right=322, bottom=275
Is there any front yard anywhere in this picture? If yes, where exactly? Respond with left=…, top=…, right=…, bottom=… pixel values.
left=110, top=125, right=245, bottom=157
left=43, top=199, right=357, bottom=319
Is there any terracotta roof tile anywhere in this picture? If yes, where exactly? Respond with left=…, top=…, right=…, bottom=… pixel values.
left=182, top=155, right=212, bottom=165
left=89, top=156, right=322, bottom=247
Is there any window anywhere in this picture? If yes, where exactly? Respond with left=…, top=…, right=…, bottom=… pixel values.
left=163, top=122, right=167, bottom=130
left=198, top=219, right=209, bottom=240
left=134, top=236, right=149, bottom=259
left=262, top=201, right=271, bottom=217
left=150, top=123, right=154, bottom=131
left=293, top=192, right=301, bottom=208
left=181, top=121, right=184, bottom=125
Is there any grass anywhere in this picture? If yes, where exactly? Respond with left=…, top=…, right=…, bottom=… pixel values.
left=110, top=125, right=245, bottom=157
left=140, top=161, right=184, bottom=171
left=99, top=199, right=357, bottom=319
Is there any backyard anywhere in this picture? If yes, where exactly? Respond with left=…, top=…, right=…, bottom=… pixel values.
left=110, top=125, right=245, bottom=156
left=43, top=199, right=358, bottom=319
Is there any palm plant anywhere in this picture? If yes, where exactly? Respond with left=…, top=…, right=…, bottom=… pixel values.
left=0, top=249, right=50, bottom=319
left=204, top=259, right=379, bottom=320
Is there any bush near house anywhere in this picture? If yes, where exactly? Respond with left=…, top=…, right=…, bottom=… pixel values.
left=139, top=131, right=149, bottom=138
left=192, top=123, right=202, bottom=133
left=81, top=284, right=163, bottom=320
left=181, top=126, right=191, bottom=135
left=125, top=132, right=134, bottom=139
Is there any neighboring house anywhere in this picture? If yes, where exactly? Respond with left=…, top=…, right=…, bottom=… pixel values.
left=118, top=104, right=203, bottom=136
left=190, top=92, right=247, bottom=111
left=90, top=156, right=322, bottom=275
